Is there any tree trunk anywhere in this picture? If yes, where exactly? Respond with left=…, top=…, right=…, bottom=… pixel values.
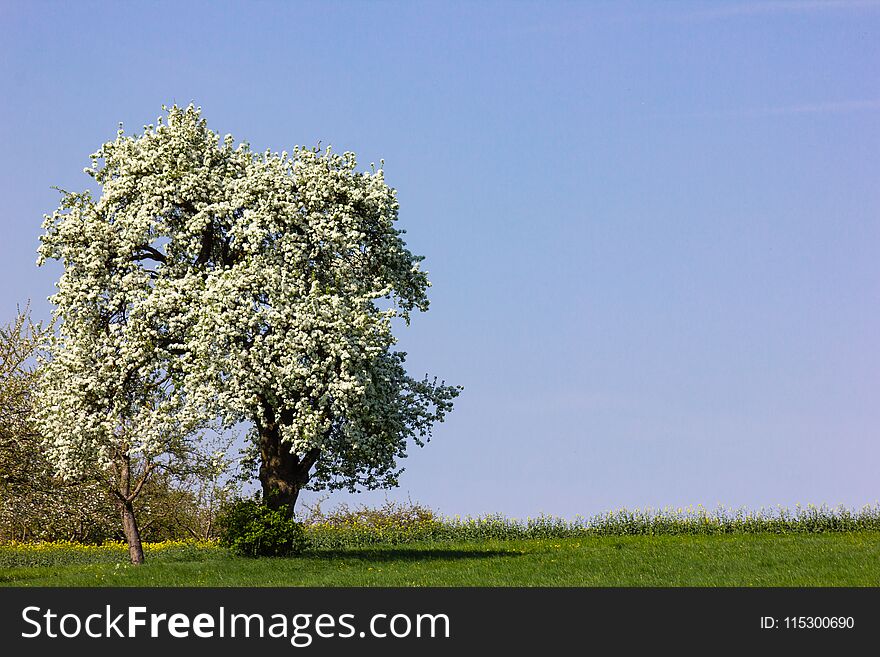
left=114, top=453, right=146, bottom=565
left=256, top=413, right=319, bottom=517
left=117, top=499, right=145, bottom=565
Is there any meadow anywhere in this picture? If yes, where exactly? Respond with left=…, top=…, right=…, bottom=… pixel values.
left=2, top=505, right=878, bottom=587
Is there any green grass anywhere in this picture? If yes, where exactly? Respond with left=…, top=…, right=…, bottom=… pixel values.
left=2, top=531, right=879, bottom=587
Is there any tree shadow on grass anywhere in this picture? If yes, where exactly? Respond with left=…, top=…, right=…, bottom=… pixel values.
left=307, top=548, right=522, bottom=563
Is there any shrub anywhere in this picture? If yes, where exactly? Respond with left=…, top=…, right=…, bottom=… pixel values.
left=218, top=499, right=306, bottom=557
left=301, top=498, right=443, bottom=549
left=302, top=498, right=437, bottom=528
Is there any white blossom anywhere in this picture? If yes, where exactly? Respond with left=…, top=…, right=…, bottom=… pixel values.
left=36, top=104, right=461, bottom=499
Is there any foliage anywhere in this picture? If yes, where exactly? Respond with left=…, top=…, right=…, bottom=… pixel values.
left=34, top=161, right=212, bottom=560
left=5, top=503, right=880, bottom=585
left=300, top=498, right=442, bottom=548
left=1, top=306, right=243, bottom=543
left=0, top=305, right=45, bottom=470
left=36, top=104, right=460, bottom=508
left=300, top=497, right=438, bottom=528
left=218, top=499, right=307, bottom=557
left=1, top=466, right=238, bottom=545
left=0, top=307, right=118, bottom=542
left=301, top=502, right=880, bottom=549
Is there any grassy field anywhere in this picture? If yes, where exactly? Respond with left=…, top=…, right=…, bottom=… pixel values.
left=2, top=531, right=878, bottom=587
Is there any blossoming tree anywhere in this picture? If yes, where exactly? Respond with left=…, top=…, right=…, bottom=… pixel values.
left=37, top=106, right=460, bottom=544
left=35, top=179, right=211, bottom=563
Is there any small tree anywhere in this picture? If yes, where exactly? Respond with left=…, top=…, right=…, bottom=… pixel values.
left=38, top=104, right=460, bottom=518
left=0, top=307, right=118, bottom=543
left=3, top=308, right=241, bottom=545
left=0, top=307, right=49, bottom=520
left=35, top=187, right=208, bottom=563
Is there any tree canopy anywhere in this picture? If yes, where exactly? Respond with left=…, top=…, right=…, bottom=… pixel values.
left=37, top=105, right=460, bottom=521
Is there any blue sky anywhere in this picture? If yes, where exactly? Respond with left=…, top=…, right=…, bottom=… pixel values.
left=2, top=0, right=878, bottom=518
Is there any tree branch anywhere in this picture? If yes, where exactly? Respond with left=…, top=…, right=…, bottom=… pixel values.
left=125, top=461, right=155, bottom=502
left=132, top=245, right=167, bottom=264
left=195, top=224, right=214, bottom=266
left=296, top=448, right=321, bottom=484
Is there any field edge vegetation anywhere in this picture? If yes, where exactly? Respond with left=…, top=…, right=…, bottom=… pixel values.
left=3, top=501, right=880, bottom=567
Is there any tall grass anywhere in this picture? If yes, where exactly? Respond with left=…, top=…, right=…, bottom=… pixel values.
left=303, top=502, right=880, bottom=549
